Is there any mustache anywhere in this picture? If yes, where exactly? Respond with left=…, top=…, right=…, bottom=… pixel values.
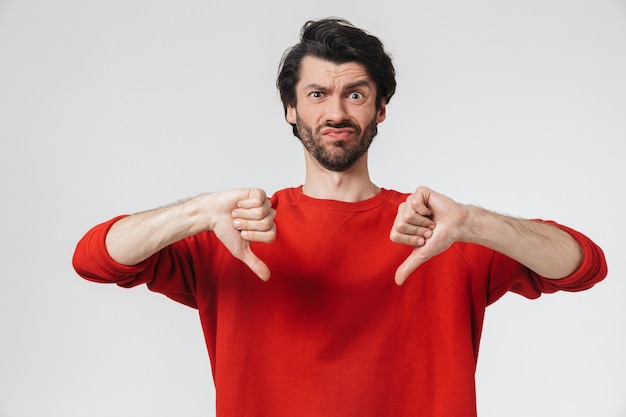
left=324, top=121, right=358, bottom=129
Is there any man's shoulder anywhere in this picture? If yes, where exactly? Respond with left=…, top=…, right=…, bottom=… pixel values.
left=269, top=186, right=299, bottom=205
left=379, top=188, right=410, bottom=207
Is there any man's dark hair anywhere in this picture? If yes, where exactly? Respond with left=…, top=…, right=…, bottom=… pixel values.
left=277, top=18, right=396, bottom=118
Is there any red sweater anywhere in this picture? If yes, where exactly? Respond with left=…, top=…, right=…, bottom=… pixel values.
left=73, top=187, right=607, bottom=416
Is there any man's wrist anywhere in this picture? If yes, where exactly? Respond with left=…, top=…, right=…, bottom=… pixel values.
left=181, top=193, right=218, bottom=235
left=457, top=204, right=494, bottom=246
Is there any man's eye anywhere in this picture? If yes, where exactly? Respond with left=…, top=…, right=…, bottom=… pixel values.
left=310, top=92, right=323, bottom=98
left=349, top=92, right=364, bottom=100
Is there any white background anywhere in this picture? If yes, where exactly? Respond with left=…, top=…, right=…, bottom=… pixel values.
left=1, top=0, right=624, bottom=416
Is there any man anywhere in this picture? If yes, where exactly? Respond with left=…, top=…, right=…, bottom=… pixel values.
left=73, top=18, right=607, bottom=416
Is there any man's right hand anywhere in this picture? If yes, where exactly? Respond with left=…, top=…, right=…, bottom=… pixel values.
left=209, top=188, right=276, bottom=281
left=105, top=188, right=276, bottom=281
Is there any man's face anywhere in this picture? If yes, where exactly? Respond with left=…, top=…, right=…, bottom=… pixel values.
left=286, top=56, right=386, bottom=172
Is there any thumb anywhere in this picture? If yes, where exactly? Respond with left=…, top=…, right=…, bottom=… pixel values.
left=239, top=248, right=271, bottom=282
left=394, top=249, right=430, bottom=286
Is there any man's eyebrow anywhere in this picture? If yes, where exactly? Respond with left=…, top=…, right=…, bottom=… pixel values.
left=303, top=80, right=374, bottom=91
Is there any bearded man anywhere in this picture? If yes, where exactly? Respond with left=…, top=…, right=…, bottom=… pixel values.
left=73, top=18, right=607, bottom=417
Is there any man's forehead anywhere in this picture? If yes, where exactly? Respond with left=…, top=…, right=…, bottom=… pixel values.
left=298, top=56, right=373, bottom=87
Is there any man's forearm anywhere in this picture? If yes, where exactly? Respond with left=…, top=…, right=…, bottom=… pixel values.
left=105, top=194, right=214, bottom=266
left=462, top=205, right=584, bottom=279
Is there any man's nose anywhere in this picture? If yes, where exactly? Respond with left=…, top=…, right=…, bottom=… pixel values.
left=325, top=96, right=349, bottom=124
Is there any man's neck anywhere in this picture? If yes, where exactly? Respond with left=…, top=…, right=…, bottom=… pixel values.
left=301, top=153, right=380, bottom=202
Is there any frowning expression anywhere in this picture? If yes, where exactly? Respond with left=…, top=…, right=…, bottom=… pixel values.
left=286, top=56, right=386, bottom=171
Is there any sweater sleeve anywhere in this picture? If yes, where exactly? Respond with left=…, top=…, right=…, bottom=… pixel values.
left=72, top=216, right=209, bottom=309
left=486, top=221, right=608, bottom=305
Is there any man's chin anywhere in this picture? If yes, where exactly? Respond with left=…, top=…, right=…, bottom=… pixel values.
left=316, top=153, right=361, bottom=172
left=321, top=163, right=352, bottom=172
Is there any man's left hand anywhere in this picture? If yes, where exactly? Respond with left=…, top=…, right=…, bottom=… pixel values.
left=390, top=186, right=469, bottom=285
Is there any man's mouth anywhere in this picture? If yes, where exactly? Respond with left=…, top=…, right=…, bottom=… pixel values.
left=320, top=127, right=355, bottom=141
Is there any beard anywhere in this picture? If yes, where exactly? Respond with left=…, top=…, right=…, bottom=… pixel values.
left=295, top=114, right=379, bottom=172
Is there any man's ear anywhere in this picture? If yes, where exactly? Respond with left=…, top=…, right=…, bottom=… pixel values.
left=286, top=105, right=297, bottom=124
left=376, top=102, right=387, bottom=124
